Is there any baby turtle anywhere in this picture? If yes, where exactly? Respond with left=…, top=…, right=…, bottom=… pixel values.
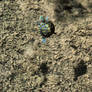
left=37, top=16, right=55, bottom=43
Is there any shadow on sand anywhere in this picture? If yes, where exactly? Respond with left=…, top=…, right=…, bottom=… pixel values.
left=54, top=0, right=90, bottom=22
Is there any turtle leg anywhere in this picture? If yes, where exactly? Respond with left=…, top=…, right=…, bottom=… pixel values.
left=45, top=16, right=49, bottom=22
left=39, top=16, right=44, bottom=22
left=42, top=37, right=46, bottom=43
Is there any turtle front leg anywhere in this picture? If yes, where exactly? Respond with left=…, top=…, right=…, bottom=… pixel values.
left=39, top=16, right=44, bottom=22
left=45, top=16, right=49, bottom=22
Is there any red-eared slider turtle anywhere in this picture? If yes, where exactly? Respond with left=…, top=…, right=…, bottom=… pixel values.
left=37, top=16, right=55, bottom=42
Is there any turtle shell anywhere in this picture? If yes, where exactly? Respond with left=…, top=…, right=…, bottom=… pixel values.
left=39, top=21, right=55, bottom=37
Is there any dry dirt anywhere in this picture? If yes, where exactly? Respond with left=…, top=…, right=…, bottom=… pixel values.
left=0, top=0, right=92, bottom=92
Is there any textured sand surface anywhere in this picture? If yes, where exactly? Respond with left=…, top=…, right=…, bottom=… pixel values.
left=0, top=0, right=92, bottom=92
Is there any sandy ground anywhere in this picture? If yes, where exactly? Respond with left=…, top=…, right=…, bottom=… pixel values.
left=0, top=0, right=92, bottom=92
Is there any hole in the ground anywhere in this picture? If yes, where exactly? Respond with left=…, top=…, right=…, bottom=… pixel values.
left=74, top=60, right=87, bottom=81
left=39, top=62, right=48, bottom=74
